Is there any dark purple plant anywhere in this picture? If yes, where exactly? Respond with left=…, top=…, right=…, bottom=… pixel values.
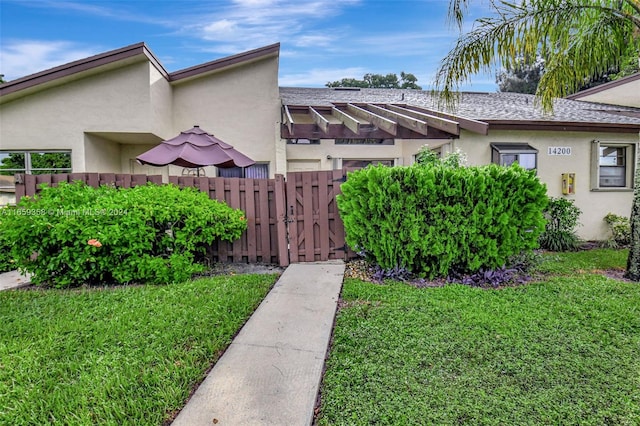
left=372, top=265, right=414, bottom=282
left=450, top=265, right=530, bottom=288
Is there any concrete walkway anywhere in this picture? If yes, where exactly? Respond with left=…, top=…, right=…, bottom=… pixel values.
left=0, top=270, right=31, bottom=290
left=172, top=260, right=345, bottom=426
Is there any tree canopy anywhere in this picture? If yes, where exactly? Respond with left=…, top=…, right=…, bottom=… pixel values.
left=496, top=52, right=639, bottom=94
left=326, top=72, right=422, bottom=89
left=496, top=57, right=545, bottom=94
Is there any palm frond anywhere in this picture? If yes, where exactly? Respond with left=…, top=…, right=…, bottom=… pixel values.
left=435, top=0, right=640, bottom=112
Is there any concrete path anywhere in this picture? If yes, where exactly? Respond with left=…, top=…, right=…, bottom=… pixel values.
left=0, top=270, right=31, bottom=290
left=172, top=260, right=345, bottom=426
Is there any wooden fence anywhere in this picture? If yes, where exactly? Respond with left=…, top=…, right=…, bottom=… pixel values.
left=14, top=171, right=353, bottom=266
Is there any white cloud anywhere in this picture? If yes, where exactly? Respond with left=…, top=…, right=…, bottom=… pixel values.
left=186, top=0, right=360, bottom=53
left=0, top=40, right=101, bottom=81
left=279, top=66, right=367, bottom=87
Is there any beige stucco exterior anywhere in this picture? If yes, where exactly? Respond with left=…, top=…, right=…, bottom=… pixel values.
left=567, top=73, right=640, bottom=108
left=0, top=46, right=281, bottom=180
left=454, top=130, right=637, bottom=240
left=0, top=45, right=637, bottom=241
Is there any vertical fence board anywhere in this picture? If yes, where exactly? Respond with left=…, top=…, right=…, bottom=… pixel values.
left=14, top=174, right=25, bottom=200
left=86, top=173, right=99, bottom=188
left=285, top=173, right=299, bottom=263
left=275, top=174, right=288, bottom=266
left=258, top=179, right=271, bottom=263
left=301, top=172, right=315, bottom=261
left=332, top=169, right=347, bottom=259
left=228, top=179, right=242, bottom=262
left=24, top=174, right=37, bottom=197
left=318, top=171, right=330, bottom=260
left=244, top=179, right=257, bottom=262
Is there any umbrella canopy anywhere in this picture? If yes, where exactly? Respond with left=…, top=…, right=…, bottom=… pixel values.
left=136, top=125, right=255, bottom=169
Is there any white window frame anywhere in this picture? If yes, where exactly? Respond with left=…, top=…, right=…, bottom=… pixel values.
left=591, top=140, right=636, bottom=191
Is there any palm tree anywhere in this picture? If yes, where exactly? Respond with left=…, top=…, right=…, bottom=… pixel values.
left=435, top=0, right=640, bottom=280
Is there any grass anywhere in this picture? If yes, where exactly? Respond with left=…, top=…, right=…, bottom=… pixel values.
left=0, top=274, right=277, bottom=425
left=318, top=249, right=640, bottom=425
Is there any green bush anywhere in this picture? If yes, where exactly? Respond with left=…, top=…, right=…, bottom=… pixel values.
left=337, top=163, right=547, bottom=278
left=2, top=182, right=246, bottom=287
left=539, top=197, right=582, bottom=251
left=0, top=206, right=17, bottom=272
left=603, top=213, right=631, bottom=248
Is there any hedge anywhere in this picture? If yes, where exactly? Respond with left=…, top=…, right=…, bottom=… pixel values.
left=337, top=163, right=547, bottom=278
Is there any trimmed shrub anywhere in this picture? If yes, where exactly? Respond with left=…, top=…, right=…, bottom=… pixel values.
left=337, top=163, right=547, bottom=278
left=2, top=182, right=246, bottom=287
left=539, top=197, right=582, bottom=251
left=603, top=213, right=631, bottom=248
left=0, top=206, right=17, bottom=272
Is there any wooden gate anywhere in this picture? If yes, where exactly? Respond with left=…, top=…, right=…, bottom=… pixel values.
left=284, top=170, right=348, bottom=263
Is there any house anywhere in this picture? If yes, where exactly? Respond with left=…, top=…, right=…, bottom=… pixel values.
left=1, top=43, right=639, bottom=240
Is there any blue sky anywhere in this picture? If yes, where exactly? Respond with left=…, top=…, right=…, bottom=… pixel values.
left=0, top=0, right=497, bottom=90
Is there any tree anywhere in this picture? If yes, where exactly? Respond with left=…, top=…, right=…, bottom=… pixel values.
left=496, top=57, right=545, bottom=94
left=326, top=72, right=422, bottom=89
left=497, top=52, right=638, bottom=94
left=436, top=0, right=640, bottom=281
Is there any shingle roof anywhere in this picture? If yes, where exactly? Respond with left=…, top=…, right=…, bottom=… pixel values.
left=279, top=87, right=640, bottom=128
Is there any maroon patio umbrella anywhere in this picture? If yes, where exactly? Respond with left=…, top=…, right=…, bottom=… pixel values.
left=136, top=125, right=255, bottom=172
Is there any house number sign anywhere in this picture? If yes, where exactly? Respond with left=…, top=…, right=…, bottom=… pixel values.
left=547, top=147, right=572, bottom=155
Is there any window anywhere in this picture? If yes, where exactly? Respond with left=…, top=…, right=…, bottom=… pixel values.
left=217, top=163, right=269, bottom=179
left=592, top=141, right=636, bottom=190
left=0, top=151, right=72, bottom=194
left=491, top=143, right=537, bottom=170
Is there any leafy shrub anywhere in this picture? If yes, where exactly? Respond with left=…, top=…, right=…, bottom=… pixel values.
left=415, top=145, right=467, bottom=168
left=539, top=197, right=581, bottom=251
left=337, top=163, right=547, bottom=278
left=0, top=206, right=17, bottom=272
left=603, top=213, right=631, bottom=248
left=2, top=182, right=246, bottom=287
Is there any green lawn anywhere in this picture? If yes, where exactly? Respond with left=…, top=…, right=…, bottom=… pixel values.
left=0, top=274, right=277, bottom=425
left=318, top=250, right=640, bottom=425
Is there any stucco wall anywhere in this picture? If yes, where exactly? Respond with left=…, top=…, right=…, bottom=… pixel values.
left=0, top=60, right=155, bottom=171
left=573, top=78, right=640, bottom=108
left=454, top=129, right=637, bottom=240
left=84, top=134, right=121, bottom=172
left=171, top=56, right=281, bottom=177
left=285, top=138, right=453, bottom=170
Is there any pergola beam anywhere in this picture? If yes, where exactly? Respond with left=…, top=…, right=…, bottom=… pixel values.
left=283, top=105, right=294, bottom=135
left=346, top=103, right=397, bottom=136
left=331, top=106, right=360, bottom=134
left=399, top=104, right=489, bottom=135
left=384, top=104, right=459, bottom=135
left=309, top=106, right=330, bottom=134
left=364, top=104, right=429, bottom=136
